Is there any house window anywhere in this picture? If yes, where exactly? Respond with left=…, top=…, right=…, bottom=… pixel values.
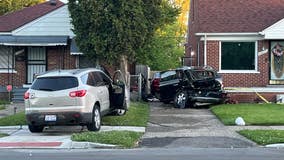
left=221, top=42, right=256, bottom=71
left=0, top=46, right=14, bottom=70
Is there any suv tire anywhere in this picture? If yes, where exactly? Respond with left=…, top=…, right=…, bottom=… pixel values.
left=174, top=90, right=188, bottom=109
left=28, top=124, right=44, bottom=133
left=87, top=105, right=101, bottom=131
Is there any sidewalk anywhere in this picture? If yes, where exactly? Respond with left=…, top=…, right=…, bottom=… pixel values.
left=0, top=125, right=145, bottom=149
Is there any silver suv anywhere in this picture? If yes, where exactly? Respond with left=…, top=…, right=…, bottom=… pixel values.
left=24, top=68, right=126, bottom=133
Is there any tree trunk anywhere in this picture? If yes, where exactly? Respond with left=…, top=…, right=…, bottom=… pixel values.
left=120, top=56, right=130, bottom=109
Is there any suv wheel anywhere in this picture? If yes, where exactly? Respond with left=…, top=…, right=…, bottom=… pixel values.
left=174, top=90, right=188, bottom=109
left=87, top=105, right=101, bottom=131
left=28, top=125, right=44, bottom=133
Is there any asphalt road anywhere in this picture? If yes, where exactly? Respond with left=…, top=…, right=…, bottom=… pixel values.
left=1, top=148, right=284, bottom=160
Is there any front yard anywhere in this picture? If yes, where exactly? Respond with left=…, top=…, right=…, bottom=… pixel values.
left=212, top=103, right=284, bottom=145
left=211, top=103, right=284, bottom=125
left=0, top=102, right=149, bottom=148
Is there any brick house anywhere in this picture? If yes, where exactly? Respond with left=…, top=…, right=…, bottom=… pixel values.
left=186, top=0, right=284, bottom=102
left=0, top=0, right=98, bottom=100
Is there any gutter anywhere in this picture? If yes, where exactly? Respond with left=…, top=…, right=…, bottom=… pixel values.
left=204, top=34, right=207, bottom=65
left=196, top=32, right=260, bottom=36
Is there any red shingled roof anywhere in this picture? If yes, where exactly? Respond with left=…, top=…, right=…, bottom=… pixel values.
left=195, top=0, right=284, bottom=33
left=0, top=0, right=64, bottom=32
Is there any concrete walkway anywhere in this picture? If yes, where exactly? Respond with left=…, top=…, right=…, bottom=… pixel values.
left=140, top=102, right=284, bottom=148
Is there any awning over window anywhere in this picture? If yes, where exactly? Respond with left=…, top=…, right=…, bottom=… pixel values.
left=0, top=36, right=68, bottom=46
left=70, top=38, right=83, bottom=55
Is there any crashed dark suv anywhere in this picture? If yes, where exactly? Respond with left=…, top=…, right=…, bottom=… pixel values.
left=158, top=66, right=226, bottom=108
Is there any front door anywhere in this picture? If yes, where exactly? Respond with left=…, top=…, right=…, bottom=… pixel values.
left=270, top=41, right=284, bottom=84
left=27, top=47, right=46, bottom=84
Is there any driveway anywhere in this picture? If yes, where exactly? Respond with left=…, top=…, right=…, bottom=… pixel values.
left=140, top=102, right=256, bottom=148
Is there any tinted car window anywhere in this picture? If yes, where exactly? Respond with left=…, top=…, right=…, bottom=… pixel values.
left=31, top=77, right=78, bottom=91
left=100, top=72, right=111, bottom=85
left=87, top=72, right=96, bottom=86
left=161, top=71, right=177, bottom=81
left=93, top=72, right=105, bottom=86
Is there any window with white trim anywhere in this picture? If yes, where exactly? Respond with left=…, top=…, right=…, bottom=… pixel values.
left=0, top=46, right=14, bottom=70
left=221, top=42, right=256, bottom=71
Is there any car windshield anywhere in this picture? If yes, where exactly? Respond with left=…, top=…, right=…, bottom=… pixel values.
left=31, top=77, right=78, bottom=91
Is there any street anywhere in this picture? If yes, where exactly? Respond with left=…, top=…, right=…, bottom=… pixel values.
left=1, top=148, right=284, bottom=160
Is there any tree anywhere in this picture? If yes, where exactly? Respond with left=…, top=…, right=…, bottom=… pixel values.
left=0, top=0, right=44, bottom=16
left=137, top=22, right=184, bottom=71
left=136, top=1, right=186, bottom=71
left=68, top=0, right=179, bottom=71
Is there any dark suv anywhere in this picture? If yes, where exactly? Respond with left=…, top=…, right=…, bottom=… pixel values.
left=158, top=66, right=226, bottom=108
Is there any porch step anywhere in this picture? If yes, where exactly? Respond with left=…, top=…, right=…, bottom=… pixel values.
left=12, top=88, right=28, bottom=102
left=266, top=85, right=284, bottom=88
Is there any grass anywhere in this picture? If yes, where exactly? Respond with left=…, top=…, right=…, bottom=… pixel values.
left=0, top=106, right=5, bottom=111
left=211, top=103, right=284, bottom=125
left=0, top=133, right=8, bottom=138
left=0, top=100, right=9, bottom=111
left=0, top=100, right=9, bottom=105
left=0, top=112, right=26, bottom=126
left=0, top=102, right=149, bottom=126
left=102, top=102, right=149, bottom=127
left=72, top=102, right=149, bottom=148
left=239, top=130, right=284, bottom=145
left=71, top=131, right=143, bottom=148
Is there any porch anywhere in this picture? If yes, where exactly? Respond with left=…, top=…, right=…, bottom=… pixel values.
left=226, top=87, right=284, bottom=103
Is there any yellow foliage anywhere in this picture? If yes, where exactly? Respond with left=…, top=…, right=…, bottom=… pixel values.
left=172, top=0, right=189, bottom=37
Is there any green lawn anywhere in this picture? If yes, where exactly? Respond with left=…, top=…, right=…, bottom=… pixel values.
left=72, top=102, right=149, bottom=148
left=239, top=130, right=284, bottom=145
left=0, top=100, right=9, bottom=105
left=0, top=102, right=149, bottom=127
left=0, top=133, right=8, bottom=138
left=71, top=131, right=143, bottom=148
left=102, top=102, right=149, bottom=127
left=0, top=112, right=26, bottom=126
left=0, top=100, right=9, bottom=111
left=211, top=104, right=284, bottom=125
left=0, top=106, right=5, bottom=111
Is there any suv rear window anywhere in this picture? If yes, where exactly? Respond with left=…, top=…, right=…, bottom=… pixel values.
left=31, top=77, right=78, bottom=91
left=161, top=71, right=177, bottom=81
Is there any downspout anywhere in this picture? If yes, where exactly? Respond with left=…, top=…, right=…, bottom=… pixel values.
left=204, top=34, right=207, bottom=66
left=197, top=40, right=200, bottom=66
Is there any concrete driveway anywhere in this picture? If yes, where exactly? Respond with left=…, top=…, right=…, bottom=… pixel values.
left=140, top=102, right=256, bottom=148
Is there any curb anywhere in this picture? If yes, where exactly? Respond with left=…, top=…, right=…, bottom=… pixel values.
left=265, top=144, right=284, bottom=148
left=70, top=142, right=118, bottom=149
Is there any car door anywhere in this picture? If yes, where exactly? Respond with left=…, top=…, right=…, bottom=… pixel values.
left=111, top=70, right=126, bottom=109
left=159, top=70, right=180, bottom=101
left=93, top=72, right=110, bottom=111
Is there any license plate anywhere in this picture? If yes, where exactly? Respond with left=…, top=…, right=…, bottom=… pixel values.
left=45, top=115, right=57, bottom=122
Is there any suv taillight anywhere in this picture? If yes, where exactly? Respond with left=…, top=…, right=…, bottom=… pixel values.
left=153, top=79, right=160, bottom=91
left=69, top=90, right=87, bottom=97
left=24, top=91, right=30, bottom=99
